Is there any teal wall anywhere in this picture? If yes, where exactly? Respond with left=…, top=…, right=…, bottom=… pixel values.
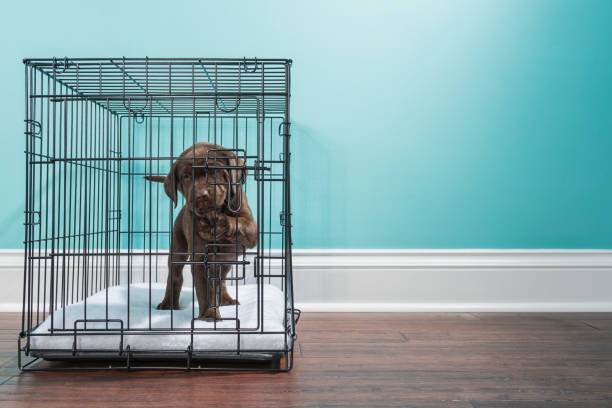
left=2, top=0, right=611, bottom=249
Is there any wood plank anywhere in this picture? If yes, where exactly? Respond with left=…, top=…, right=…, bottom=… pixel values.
left=298, top=329, right=407, bottom=343
left=581, top=319, right=612, bottom=331
left=471, top=402, right=611, bottom=408
left=1, top=312, right=611, bottom=407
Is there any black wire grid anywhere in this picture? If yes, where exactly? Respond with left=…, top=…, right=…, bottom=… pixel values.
left=20, top=57, right=297, bottom=371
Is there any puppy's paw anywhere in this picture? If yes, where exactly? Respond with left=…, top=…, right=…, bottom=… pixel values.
left=156, top=299, right=179, bottom=310
left=221, top=296, right=240, bottom=306
left=213, top=214, right=231, bottom=240
left=197, top=308, right=221, bottom=320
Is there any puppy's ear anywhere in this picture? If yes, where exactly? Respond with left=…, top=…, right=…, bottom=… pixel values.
left=224, top=155, right=246, bottom=214
left=231, top=156, right=247, bottom=185
left=163, top=162, right=179, bottom=207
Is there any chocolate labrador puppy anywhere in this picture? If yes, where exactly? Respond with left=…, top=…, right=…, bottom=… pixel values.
left=146, top=142, right=257, bottom=319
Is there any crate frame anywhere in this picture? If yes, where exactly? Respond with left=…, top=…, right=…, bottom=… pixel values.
left=19, top=57, right=297, bottom=371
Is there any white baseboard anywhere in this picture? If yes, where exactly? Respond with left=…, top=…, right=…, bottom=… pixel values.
left=3, top=249, right=612, bottom=312
left=294, top=302, right=612, bottom=312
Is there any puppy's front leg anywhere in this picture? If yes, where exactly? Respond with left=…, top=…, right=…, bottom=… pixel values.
left=157, top=221, right=188, bottom=310
left=220, top=264, right=240, bottom=306
left=193, top=261, right=221, bottom=320
left=157, top=252, right=187, bottom=310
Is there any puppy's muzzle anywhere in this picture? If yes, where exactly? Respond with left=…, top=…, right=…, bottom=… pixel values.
left=194, top=190, right=212, bottom=215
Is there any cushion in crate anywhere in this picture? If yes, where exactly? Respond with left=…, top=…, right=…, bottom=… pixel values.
left=30, top=282, right=292, bottom=353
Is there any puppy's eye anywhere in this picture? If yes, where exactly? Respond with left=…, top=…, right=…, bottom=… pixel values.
left=182, top=174, right=191, bottom=181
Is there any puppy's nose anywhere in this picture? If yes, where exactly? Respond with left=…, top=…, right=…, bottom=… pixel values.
left=195, top=190, right=209, bottom=205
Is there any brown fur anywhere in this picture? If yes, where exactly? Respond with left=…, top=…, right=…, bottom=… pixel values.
left=146, top=142, right=257, bottom=319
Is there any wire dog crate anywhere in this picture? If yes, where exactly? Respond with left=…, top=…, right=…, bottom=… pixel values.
left=20, top=57, right=297, bottom=371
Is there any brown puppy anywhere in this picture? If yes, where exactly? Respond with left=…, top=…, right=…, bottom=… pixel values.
left=146, top=142, right=257, bottom=319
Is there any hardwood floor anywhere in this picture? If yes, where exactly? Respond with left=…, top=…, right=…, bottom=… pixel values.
left=1, top=312, right=612, bottom=407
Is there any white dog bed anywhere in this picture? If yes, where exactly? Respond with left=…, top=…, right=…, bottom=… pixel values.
left=31, top=283, right=291, bottom=353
